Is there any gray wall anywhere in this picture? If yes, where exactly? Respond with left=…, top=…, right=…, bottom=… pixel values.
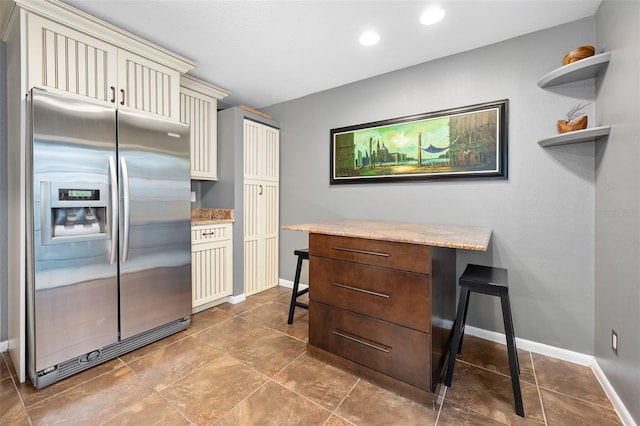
left=265, top=17, right=598, bottom=354
left=595, top=0, right=640, bottom=423
left=1, top=40, right=8, bottom=342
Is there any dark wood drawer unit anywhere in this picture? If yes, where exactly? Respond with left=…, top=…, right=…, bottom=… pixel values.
left=309, top=233, right=431, bottom=274
left=307, top=232, right=456, bottom=403
left=310, top=256, right=431, bottom=332
left=309, top=301, right=431, bottom=391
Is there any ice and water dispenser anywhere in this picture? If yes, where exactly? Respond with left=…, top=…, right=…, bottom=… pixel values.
left=41, top=182, right=110, bottom=244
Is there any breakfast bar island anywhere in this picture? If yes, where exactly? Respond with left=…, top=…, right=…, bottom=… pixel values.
left=282, top=219, right=492, bottom=406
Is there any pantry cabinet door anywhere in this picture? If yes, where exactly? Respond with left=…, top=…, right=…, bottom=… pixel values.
left=262, top=125, right=280, bottom=182
left=243, top=179, right=263, bottom=296
left=261, top=180, right=279, bottom=289
left=243, top=120, right=263, bottom=181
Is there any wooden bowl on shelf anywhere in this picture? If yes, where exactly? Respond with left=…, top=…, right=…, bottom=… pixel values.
left=563, top=45, right=595, bottom=65
left=557, top=115, right=588, bottom=133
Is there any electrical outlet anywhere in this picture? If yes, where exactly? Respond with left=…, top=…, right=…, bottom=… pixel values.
left=612, top=329, right=619, bottom=356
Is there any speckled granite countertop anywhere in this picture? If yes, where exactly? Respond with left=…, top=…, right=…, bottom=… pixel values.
left=191, top=208, right=234, bottom=225
left=282, top=219, right=491, bottom=251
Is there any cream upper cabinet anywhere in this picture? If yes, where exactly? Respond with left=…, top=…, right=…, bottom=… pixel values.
left=117, top=51, right=180, bottom=120
left=25, top=10, right=192, bottom=121
left=26, top=13, right=118, bottom=104
left=243, top=120, right=280, bottom=296
left=180, top=75, right=230, bottom=180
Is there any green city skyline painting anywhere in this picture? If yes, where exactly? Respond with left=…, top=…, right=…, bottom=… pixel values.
left=330, top=100, right=508, bottom=184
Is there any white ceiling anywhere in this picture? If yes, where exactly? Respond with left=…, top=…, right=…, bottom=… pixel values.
left=61, top=0, right=602, bottom=109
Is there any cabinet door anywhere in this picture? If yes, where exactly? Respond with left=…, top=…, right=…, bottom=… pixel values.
left=262, top=125, right=280, bottom=182
left=262, top=180, right=279, bottom=289
left=180, top=86, right=217, bottom=180
left=27, top=13, right=118, bottom=103
left=243, top=119, right=279, bottom=181
left=243, top=120, right=263, bottom=180
left=192, top=238, right=232, bottom=311
left=243, top=179, right=279, bottom=295
left=244, top=179, right=264, bottom=296
left=260, top=126, right=279, bottom=291
left=118, top=50, right=181, bottom=121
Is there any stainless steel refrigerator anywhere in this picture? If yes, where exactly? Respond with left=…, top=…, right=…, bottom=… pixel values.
left=26, top=88, right=192, bottom=388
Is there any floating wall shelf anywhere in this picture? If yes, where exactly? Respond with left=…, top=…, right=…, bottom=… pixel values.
left=538, top=125, right=611, bottom=147
left=538, top=52, right=611, bottom=88
left=538, top=51, right=611, bottom=148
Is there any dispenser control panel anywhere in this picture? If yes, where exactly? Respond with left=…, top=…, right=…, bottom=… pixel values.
left=58, top=188, right=101, bottom=201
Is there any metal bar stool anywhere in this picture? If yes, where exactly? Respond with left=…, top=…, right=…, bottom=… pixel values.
left=287, top=248, right=309, bottom=324
left=445, top=264, right=524, bottom=417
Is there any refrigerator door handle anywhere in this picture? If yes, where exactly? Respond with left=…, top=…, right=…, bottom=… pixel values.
left=121, top=156, right=131, bottom=262
left=108, top=156, right=119, bottom=264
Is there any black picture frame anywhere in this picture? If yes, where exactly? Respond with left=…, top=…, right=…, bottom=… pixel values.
left=330, top=99, right=508, bottom=184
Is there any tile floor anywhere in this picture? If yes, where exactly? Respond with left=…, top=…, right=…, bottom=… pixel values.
left=1, top=285, right=623, bottom=425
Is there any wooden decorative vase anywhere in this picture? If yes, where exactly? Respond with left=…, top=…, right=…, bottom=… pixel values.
left=563, top=45, right=595, bottom=65
left=557, top=115, right=588, bottom=133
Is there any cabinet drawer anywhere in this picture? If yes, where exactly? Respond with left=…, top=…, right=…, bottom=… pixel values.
left=310, top=233, right=430, bottom=274
left=309, top=301, right=431, bottom=391
left=191, top=224, right=232, bottom=244
left=310, top=257, right=430, bottom=332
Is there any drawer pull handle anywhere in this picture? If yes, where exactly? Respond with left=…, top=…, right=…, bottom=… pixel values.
left=332, top=247, right=390, bottom=257
left=333, top=330, right=390, bottom=353
left=332, top=282, right=390, bottom=299
left=202, top=232, right=216, bottom=236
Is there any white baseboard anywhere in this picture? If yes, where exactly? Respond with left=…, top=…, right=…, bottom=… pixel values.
left=278, top=278, right=308, bottom=291
left=464, top=325, right=593, bottom=365
left=591, top=359, right=637, bottom=426
left=227, top=294, right=246, bottom=304
left=464, top=325, right=636, bottom=426
left=0, top=340, right=7, bottom=352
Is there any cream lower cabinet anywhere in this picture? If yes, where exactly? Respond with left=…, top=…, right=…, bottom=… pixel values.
left=191, top=223, right=233, bottom=312
left=25, top=10, right=192, bottom=121
left=243, top=120, right=280, bottom=296
left=180, top=75, right=230, bottom=180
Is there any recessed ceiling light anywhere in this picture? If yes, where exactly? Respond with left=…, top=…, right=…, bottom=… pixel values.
left=420, top=6, right=445, bottom=25
left=359, top=31, right=380, bottom=46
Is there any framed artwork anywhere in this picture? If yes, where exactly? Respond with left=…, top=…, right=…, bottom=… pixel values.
left=330, top=99, right=508, bottom=184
